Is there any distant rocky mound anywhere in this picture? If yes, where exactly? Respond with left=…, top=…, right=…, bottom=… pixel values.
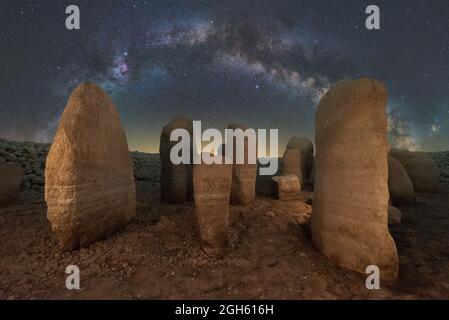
left=1, top=137, right=448, bottom=194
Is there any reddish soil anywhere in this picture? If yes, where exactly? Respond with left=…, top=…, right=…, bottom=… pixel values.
left=0, top=182, right=448, bottom=300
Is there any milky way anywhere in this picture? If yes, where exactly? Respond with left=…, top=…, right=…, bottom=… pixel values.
left=1, top=0, right=448, bottom=152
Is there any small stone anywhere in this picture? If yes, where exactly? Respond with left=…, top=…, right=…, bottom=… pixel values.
left=271, top=175, right=301, bottom=201
left=265, top=211, right=275, bottom=217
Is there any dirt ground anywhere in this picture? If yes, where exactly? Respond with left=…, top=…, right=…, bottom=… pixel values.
left=1, top=181, right=448, bottom=300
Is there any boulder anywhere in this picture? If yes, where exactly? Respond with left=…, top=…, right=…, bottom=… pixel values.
left=388, top=206, right=402, bottom=225
left=390, top=149, right=440, bottom=193
left=160, top=116, right=193, bottom=203
left=0, top=163, right=24, bottom=205
left=271, top=175, right=301, bottom=201
left=388, top=156, right=415, bottom=205
left=227, top=124, right=257, bottom=205
left=193, top=156, right=232, bottom=257
left=45, top=82, right=136, bottom=250
left=311, top=78, right=399, bottom=281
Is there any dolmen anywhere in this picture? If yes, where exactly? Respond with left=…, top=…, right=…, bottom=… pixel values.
left=45, top=83, right=136, bottom=250
left=160, top=116, right=194, bottom=204
left=311, top=78, right=399, bottom=281
left=0, top=163, right=24, bottom=206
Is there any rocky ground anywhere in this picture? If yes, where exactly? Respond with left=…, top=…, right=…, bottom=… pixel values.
left=1, top=140, right=449, bottom=300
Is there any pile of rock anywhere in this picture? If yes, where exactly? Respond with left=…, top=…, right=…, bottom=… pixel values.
left=131, top=152, right=160, bottom=183
left=0, top=138, right=50, bottom=192
left=428, top=151, right=449, bottom=184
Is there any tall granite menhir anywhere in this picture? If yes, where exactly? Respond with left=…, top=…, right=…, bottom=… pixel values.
left=160, top=116, right=193, bottom=204
left=282, top=137, right=314, bottom=187
left=227, top=124, right=257, bottom=205
left=311, top=78, right=399, bottom=281
left=193, top=156, right=233, bottom=257
left=45, top=83, right=136, bottom=250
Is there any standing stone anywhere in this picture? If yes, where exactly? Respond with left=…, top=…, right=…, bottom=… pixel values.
left=390, top=149, right=440, bottom=193
left=193, top=156, right=232, bottom=256
left=227, top=124, right=257, bottom=205
left=388, top=156, right=415, bottom=205
left=271, top=175, right=301, bottom=201
left=0, top=163, right=24, bottom=205
left=160, top=116, right=193, bottom=204
left=45, top=83, right=136, bottom=250
left=311, top=78, right=399, bottom=281
left=283, top=137, right=314, bottom=186
left=282, top=148, right=303, bottom=186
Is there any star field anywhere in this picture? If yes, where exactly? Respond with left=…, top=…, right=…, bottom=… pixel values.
left=0, top=0, right=448, bottom=152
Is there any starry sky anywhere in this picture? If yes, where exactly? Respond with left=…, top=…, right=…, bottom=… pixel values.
left=1, top=0, right=448, bottom=152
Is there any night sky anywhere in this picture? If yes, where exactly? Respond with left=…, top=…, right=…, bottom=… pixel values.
left=1, top=0, right=448, bottom=152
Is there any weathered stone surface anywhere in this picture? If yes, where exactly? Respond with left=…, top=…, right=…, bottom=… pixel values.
left=283, top=137, right=314, bottom=186
left=388, top=156, right=415, bottom=205
left=193, top=156, right=232, bottom=256
left=45, top=83, right=136, bottom=250
left=282, top=148, right=303, bottom=187
left=160, top=116, right=193, bottom=204
left=227, top=124, right=257, bottom=205
left=311, top=78, right=399, bottom=281
left=271, top=175, right=301, bottom=201
left=388, top=206, right=402, bottom=225
left=309, top=159, right=315, bottom=185
left=0, top=163, right=24, bottom=205
left=390, top=149, right=440, bottom=193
